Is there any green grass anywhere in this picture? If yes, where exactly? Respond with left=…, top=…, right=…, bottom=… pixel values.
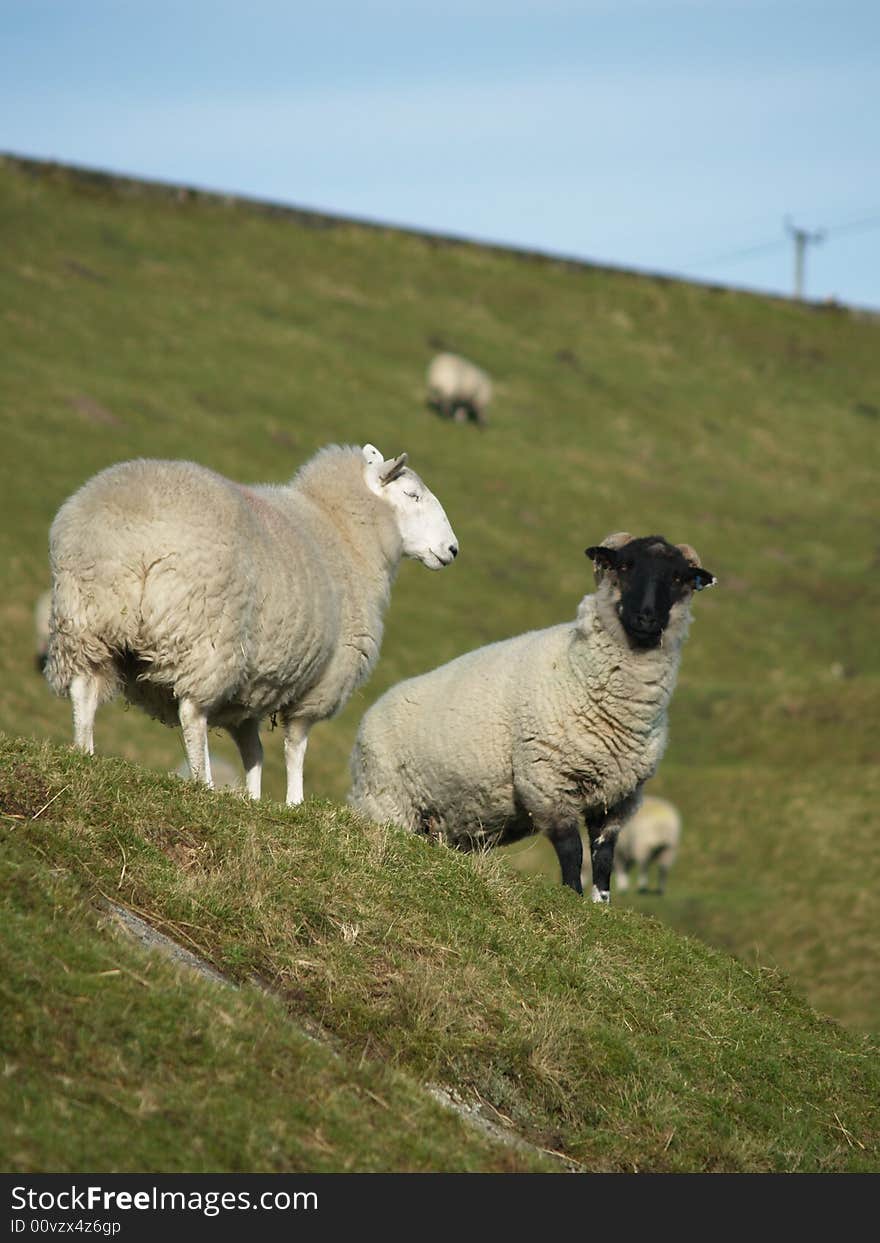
left=0, top=154, right=878, bottom=1169
left=0, top=754, right=551, bottom=1173
left=2, top=736, right=877, bottom=1172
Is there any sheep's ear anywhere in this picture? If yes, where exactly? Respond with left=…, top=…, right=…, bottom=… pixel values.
left=586, top=532, right=633, bottom=573
left=380, top=453, right=408, bottom=485
left=690, top=567, right=717, bottom=591
left=676, top=543, right=717, bottom=590
left=585, top=545, right=619, bottom=572
left=362, top=444, right=384, bottom=467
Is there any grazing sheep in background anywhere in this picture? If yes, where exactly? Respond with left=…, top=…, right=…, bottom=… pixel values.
left=350, top=533, right=715, bottom=901
left=34, top=589, right=52, bottom=672
left=426, top=353, right=492, bottom=426
left=173, top=756, right=241, bottom=791
left=46, top=443, right=458, bottom=804
left=612, top=795, right=682, bottom=895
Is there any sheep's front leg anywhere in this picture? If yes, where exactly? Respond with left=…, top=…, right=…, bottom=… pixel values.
left=227, top=718, right=263, bottom=799
left=282, top=714, right=312, bottom=806
left=546, top=821, right=584, bottom=894
left=587, top=826, right=616, bottom=904
left=584, top=788, right=643, bottom=904
left=70, top=672, right=100, bottom=754
left=179, top=697, right=212, bottom=787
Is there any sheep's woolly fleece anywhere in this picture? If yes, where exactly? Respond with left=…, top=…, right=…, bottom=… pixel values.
left=47, top=446, right=408, bottom=728
left=349, top=546, right=703, bottom=854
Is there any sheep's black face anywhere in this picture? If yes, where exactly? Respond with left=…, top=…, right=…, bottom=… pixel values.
left=586, top=536, right=716, bottom=649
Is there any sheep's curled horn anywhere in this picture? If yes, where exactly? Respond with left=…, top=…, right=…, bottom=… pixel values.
left=598, top=531, right=634, bottom=551
left=675, top=543, right=701, bottom=567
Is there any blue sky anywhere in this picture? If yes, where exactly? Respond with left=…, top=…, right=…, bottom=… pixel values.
left=4, top=1, right=879, bottom=306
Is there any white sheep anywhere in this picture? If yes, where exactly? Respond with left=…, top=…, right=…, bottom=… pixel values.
left=349, top=532, right=714, bottom=901
left=46, top=443, right=458, bottom=804
left=612, top=795, right=682, bottom=895
left=426, top=353, right=493, bottom=425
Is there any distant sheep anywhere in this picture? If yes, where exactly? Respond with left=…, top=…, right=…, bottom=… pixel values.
left=46, top=443, right=458, bottom=804
left=350, top=533, right=714, bottom=901
left=612, top=795, right=682, bottom=895
left=34, top=590, right=52, bottom=672
left=426, top=353, right=492, bottom=426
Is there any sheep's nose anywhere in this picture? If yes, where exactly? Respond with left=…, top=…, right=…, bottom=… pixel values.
left=448, top=544, right=459, bottom=559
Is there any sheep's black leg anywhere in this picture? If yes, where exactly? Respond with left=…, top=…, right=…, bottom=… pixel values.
left=589, top=831, right=616, bottom=904
left=548, top=824, right=584, bottom=894
left=585, top=787, right=644, bottom=904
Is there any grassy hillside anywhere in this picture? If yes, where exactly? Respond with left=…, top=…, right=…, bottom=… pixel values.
left=1, top=762, right=550, bottom=1173
left=0, top=151, right=878, bottom=1062
left=2, top=736, right=877, bottom=1172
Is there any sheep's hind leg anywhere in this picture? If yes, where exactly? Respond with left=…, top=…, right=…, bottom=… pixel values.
left=546, top=821, right=584, bottom=895
left=637, top=856, right=652, bottom=893
left=228, top=718, right=263, bottom=799
left=654, top=845, right=675, bottom=895
left=70, top=672, right=100, bottom=754
left=282, top=714, right=312, bottom=806
left=179, top=698, right=212, bottom=787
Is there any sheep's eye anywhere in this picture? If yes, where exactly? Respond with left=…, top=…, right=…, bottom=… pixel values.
left=405, top=491, right=421, bottom=501
left=619, top=560, right=633, bottom=573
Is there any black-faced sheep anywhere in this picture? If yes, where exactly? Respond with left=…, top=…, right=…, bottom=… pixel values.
left=46, top=443, right=458, bottom=804
left=349, top=533, right=714, bottom=901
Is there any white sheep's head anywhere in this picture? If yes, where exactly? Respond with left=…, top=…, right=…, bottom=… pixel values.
left=362, top=444, right=459, bottom=570
left=586, top=533, right=716, bottom=650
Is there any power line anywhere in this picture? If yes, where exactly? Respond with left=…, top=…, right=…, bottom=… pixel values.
left=825, top=213, right=880, bottom=239
left=681, top=208, right=880, bottom=275
left=681, top=237, right=788, bottom=272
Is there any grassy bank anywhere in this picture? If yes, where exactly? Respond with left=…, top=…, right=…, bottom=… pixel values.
left=2, top=736, right=878, bottom=1172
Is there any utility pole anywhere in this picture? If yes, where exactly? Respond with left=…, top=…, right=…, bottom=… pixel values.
left=785, top=218, right=825, bottom=300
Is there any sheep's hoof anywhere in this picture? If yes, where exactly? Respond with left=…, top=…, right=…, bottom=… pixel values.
left=590, top=886, right=610, bottom=905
